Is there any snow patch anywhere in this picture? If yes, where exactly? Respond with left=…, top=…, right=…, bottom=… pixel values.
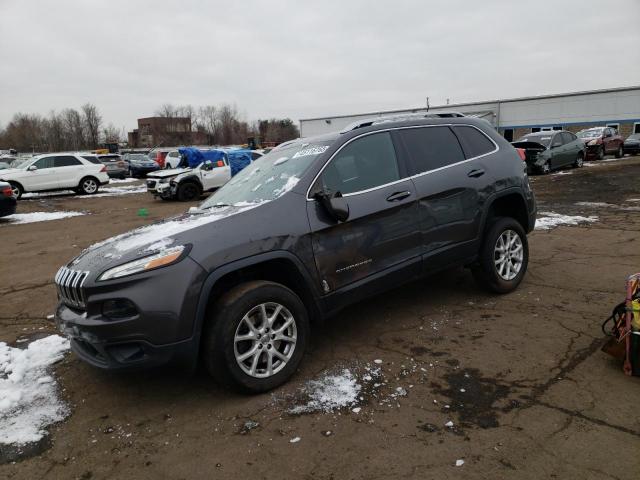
left=1, top=211, right=85, bottom=225
left=535, top=212, right=598, bottom=230
left=289, top=369, right=361, bottom=414
left=575, top=201, right=613, bottom=208
left=109, top=178, right=139, bottom=184
left=0, top=335, right=70, bottom=446
left=273, top=176, right=299, bottom=197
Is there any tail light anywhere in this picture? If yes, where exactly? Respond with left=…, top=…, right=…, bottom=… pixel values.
left=100, top=165, right=107, bottom=172
left=516, top=148, right=526, bottom=162
left=2, top=186, right=13, bottom=197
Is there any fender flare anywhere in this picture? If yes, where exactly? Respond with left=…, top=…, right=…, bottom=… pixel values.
left=480, top=187, right=532, bottom=234
left=178, top=175, right=203, bottom=189
left=191, top=250, right=322, bottom=351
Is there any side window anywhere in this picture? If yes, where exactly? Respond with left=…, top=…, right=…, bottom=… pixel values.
left=398, top=126, right=465, bottom=174
left=321, top=132, right=400, bottom=195
left=561, top=132, right=574, bottom=144
left=54, top=156, right=82, bottom=167
left=551, top=134, right=563, bottom=147
left=33, top=157, right=54, bottom=169
left=452, top=126, right=495, bottom=159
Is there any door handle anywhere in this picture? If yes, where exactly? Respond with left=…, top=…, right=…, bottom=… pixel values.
left=467, top=168, right=485, bottom=178
left=386, top=191, right=412, bottom=202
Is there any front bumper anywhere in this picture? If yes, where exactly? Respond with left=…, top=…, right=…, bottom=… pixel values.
left=54, top=256, right=207, bottom=370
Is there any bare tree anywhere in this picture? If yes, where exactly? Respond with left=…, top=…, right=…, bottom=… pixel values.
left=81, top=103, right=102, bottom=148
left=102, top=123, right=121, bottom=144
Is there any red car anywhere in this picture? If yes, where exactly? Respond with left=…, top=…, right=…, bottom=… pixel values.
left=148, top=149, right=170, bottom=169
left=577, top=127, right=624, bottom=160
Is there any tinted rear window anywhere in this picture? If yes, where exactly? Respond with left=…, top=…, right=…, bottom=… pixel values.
left=452, top=126, right=495, bottom=159
left=54, top=156, right=81, bottom=167
left=398, top=126, right=465, bottom=174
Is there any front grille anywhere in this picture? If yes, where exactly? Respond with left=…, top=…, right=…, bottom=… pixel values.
left=55, top=267, right=89, bottom=309
left=147, top=180, right=157, bottom=188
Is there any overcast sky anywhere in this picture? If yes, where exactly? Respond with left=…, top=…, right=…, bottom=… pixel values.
left=1, top=0, right=639, bottom=131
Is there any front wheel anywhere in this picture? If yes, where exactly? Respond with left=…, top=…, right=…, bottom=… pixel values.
left=77, top=177, right=99, bottom=195
left=9, top=182, right=23, bottom=200
left=202, top=281, right=309, bottom=393
left=615, top=145, right=623, bottom=158
left=472, top=217, right=529, bottom=294
left=597, top=145, right=605, bottom=160
left=574, top=153, right=584, bottom=168
left=176, top=182, right=201, bottom=201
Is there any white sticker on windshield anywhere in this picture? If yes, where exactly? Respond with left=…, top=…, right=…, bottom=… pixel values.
left=292, top=146, right=329, bottom=158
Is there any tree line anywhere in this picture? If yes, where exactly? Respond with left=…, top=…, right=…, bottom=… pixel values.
left=0, top=102, right=299, bottom=153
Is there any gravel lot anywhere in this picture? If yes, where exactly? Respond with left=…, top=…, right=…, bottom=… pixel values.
left=2, top=158, right=640, bottom=479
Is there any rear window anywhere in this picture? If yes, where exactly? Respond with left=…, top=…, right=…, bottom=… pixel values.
left=82, top=155, right=102, bottom=164
left=452, top=126, right=495, bottom=159
left=398, top=126, right=465, bottom=174
left=54, top=156, right=81, bottom=167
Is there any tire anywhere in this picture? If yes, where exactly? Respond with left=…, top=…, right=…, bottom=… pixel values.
left=77, top=176, right=99, bottom=195
left=202, top=281, right=309, bottom=393
left=573, top=152, right=584, bottom=168
left=9, top=182, right=23, bottom=200
left=539, top=161, right=551, bottom=175
left=472, top=217, right=529, bottom=294
left=615, top=145, right=623, bottom=159
left=597, top=145, right=605, bottom=160
left=177, top=181, right=201, bottom=201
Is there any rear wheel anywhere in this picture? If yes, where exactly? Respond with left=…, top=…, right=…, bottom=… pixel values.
left=177, top=181, right=201, bottom=201
left=9, top=182, right=23, bottom=200
left=473, top=217, right=529, bottom=294
left=615, top=145, right=623, bottom=158
left=77, top=177, right=99, bottom=195
left=597, top=145, right=605, bottom=160
left=539, top=161, right=551, bottom=174
left=202, top=281, right=309, bottom=393
left=573, top=153, right=584, bottom=168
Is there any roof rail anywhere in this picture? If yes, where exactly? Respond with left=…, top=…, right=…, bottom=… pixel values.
left=340, top=111, right=466, bottom=133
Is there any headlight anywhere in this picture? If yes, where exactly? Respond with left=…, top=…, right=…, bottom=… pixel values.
left=588, top=139, right=598, bottom=146
left=98, top=245, right=185, bottom=281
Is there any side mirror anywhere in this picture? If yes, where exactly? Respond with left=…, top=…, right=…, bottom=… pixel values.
left=28, top=165, right=37, bottom=171
left=315, top=190, right=349, bottom=222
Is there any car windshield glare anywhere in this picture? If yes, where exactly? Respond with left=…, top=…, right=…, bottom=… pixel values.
left=200, top=142, right=332, bottom=208
left=578, top=129, right=603, bottom=138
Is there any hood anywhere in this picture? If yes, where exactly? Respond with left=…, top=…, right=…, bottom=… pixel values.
left=147, top=168, right=191, bottom=179
left=625, top=138, right=640, bottom=144
left=69, top=202, right=268, bottom=275
left=0, top=167, right=26, bottom=177
left=511, top=141, right=547, bottom=151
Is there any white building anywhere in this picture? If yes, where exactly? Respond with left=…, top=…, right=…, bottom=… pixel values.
left=299, top=85, right=640, bottom=141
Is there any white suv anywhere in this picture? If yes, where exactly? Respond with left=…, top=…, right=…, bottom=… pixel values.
left=0, top=154, right=110, bottom=199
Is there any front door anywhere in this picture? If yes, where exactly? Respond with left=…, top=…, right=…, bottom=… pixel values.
left=201, top=160, right=231, bottom=189
left=25, top=156, right=58, bottom=190
left=307, top=131, right=421, bottom=304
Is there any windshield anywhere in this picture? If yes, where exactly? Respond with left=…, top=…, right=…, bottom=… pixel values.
left=200, top=142, right=332, bottom=208
left=515, top=134, right=553, bottom=147
left=129, top=154, right=150, bottom=162
left=577, top=128, right=603, bottom=138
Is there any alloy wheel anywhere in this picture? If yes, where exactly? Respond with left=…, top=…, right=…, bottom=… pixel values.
left=83, top=179, right=97, bottom=193
left=493, top=229, right=524, bottom=281
left=234, top=302, right=297, bottom=378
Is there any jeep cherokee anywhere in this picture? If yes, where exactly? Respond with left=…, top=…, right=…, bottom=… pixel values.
left=54, top=115, right=536, bottom=393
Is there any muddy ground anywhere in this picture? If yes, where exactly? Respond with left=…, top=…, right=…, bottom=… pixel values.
left=1, top=157, right=640, bottom=479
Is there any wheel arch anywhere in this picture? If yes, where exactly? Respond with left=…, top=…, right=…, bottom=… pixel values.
left=193, top=251, right=323, bottom=358
left=482, top=189, right=532, bottom=234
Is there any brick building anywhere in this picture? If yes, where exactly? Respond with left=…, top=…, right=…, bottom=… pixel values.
left=127, top=117, right=207, bottom=148
left=299, top=85, right=640, bottom=141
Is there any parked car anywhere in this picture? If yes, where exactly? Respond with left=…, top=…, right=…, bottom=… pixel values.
left=0, top=162, right=11, bottom=170
left=82, top=154, right=127, bottom=179
left=577, top=127, right=624, bottom=160
left=512, top=130, right=585, bottom=174
left=623, top=133, right=640, bottom=156
left=0, top=154, right=109, bottom=199
left=148, top=149, right=170, bottom=169
left=164, top=150, right=182, bottom=169
left=147, top=158, right=231, bottom=201
left=0, top=181, right=17, bottom=217
left=127, top=153, right=160, bottom=178
left=54, top=115, right=536, bottom=392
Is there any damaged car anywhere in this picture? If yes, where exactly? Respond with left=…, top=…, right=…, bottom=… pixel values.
left=512, top=131, right=585, bottom=174
left=54, top=115, right=536, bottom=393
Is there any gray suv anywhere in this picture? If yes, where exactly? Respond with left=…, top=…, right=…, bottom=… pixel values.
left=54, top=115, right=536, bottom=393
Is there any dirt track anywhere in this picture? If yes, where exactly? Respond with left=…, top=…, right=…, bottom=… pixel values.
left=2, top=158, right=640, bottom=479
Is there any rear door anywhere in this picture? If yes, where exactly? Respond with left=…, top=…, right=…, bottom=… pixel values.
left=25, top=156, right=58, bottom=190
left=307, top=131, right=421, bottom=304
left=53, top=155, right=85, bottom=188
left=396, top=124, right=496, bottom=272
